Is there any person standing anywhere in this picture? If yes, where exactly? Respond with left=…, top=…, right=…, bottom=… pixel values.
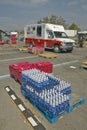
left=79, top=36, right=83, bottom=47
left=0, top=32, right=2, bottom=41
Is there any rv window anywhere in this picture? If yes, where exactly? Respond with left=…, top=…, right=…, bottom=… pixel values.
left=37, top=26, right=42, bottom=37
left=47, top=30, right=54, bottom=39
left=27, top=27, right=30, bottom=31
left=33, top=27, right=35, bottom=31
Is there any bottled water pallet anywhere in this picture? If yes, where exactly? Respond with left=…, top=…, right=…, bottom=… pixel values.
left=21, top=90, right=85, bottom=123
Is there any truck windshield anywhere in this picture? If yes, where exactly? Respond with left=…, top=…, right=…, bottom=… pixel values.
left=54, top=31, right=68, bottom=38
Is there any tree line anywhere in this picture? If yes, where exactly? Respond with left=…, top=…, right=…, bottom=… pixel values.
left=37, top=15, right=81, bottom=31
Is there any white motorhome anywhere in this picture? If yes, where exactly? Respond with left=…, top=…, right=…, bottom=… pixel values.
left=24, top=23, right=75, bottom=52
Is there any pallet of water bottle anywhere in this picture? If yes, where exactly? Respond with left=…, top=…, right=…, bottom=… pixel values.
left=42, top=94, right=85, bottom=123
left=21, top=89, right=85, bottom=123
left=22, top=94, right=69, bottom=123
left=21, top=89, right=65, bottom=123
left=26, top=98, right=67, bottom=123
left=67, top=93, right=85, bottom=113
left=43, top=94, right=85, bottom=123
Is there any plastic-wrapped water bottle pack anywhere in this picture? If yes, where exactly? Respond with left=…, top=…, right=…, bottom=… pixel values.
left=22, top=69, right=60, bottom=92
left=21, top=69, right=71, bottom=118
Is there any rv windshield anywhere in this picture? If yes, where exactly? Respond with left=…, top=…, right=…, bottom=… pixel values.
left=54, top=31, right=68, bottom=38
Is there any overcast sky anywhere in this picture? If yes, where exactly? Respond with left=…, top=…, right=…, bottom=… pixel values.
left=0, top=0, right=87, bottom=31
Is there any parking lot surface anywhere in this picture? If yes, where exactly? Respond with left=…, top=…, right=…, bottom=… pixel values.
left=0, top=42, right=87, bottom=130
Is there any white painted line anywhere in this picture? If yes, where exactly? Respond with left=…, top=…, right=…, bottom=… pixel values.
left=18, top=104, right=25, bottom=111
left=0, top=56, right=38, bottom=62
left=53, top=60, right=79, bottom=68
left=28, top=117, right=38, bottom=127
left=0, top=74, right=10, bottom=80
left=0, top=52, right=20, bottom=55
left=70, top=66, right=76, bottom=69
left=11, top=94, right=17, bottom=100
left=6, top=87, right=10, bottom=92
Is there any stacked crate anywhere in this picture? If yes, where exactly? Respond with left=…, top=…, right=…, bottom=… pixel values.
left=21, top=69, right=71, bottom=122
left=9, top=62, right=31, bottom=83
left=9, top=61, right=53, bottom=83
left=37, top=62, right=53, bottom=73
left=28, top=46, right=44, bottom=54
left=0, top=41, right=5, bottom=45
left=11, top=34, right=17, bottom=44
left=9, top=62, right=85, bottom=123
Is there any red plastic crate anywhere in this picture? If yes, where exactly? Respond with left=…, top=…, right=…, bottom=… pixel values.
left=37, top=62, right=53, bottom=73
left=28, top=46, right=44, bottom=54
left=9, top=61, right=53, bottom=83
left=0, top=41, right=5, bottom=45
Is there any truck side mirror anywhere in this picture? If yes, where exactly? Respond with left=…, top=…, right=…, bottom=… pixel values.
left=48, top=34, right=54, bottom=39
left=48, top=35, right=51, bottom=38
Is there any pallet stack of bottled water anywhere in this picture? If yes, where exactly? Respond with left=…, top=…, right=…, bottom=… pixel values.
left=21, top=69, right=71, bottom=118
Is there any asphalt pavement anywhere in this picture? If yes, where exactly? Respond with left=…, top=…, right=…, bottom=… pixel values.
left=0, top=42, right=87, bottom=130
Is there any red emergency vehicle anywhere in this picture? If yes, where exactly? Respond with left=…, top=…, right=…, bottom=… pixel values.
left=24, top=23, right=75, bottom=52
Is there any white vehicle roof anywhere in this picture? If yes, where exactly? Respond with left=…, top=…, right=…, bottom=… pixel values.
left=45, top=23, right=65, bottom=32
left=78, top=31, right=87, bottom=34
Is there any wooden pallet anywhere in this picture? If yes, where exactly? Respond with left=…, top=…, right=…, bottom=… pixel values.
left=38, top=53, right=57, bottom=58
left=10, top=45, right=21, bottom=49
left=82, top=61, right=87, bottom=65
left=18, top=47, right=28, bottom=51
left=81, top=61, right=87, bottom=69
left=81, top=65, right=87, bottom=69
left=67, top=94, right=85, bottom=113
left=10, top=44, right=17, bottom=48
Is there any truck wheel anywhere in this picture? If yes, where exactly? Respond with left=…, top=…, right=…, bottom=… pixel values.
left=68, top=50, right=72, bottom=53
left=53, top=45, right=60, bottom=53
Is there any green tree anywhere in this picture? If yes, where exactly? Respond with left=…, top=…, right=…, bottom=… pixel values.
left=43, top=16, right=49, bottom=23
left=49, top=15, right=57, bottom=24
left=69, top=23, right=81, bottom=31
left=37, top=19, right=43, bottom=24
left=37, top=15, right=68, bottom=28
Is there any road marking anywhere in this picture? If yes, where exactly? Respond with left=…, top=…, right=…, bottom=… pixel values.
left=5, top=86, right=46, bottom=130
left=18, top=104, right=25, bottom=111
left=53, top=60, right=79, bottom=68
left=5, top=87, right=10, bottom=92
left=0, top=52, right=20, bottom=55
left=70, top=66, right=76, bottom=69
left=28, top=117, right=38, bottom=127
left=0, top=55, right=38, bottom=62
left=11, top=94, right=17, bottom=100
left=0, top=74, right=10, bottom=80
